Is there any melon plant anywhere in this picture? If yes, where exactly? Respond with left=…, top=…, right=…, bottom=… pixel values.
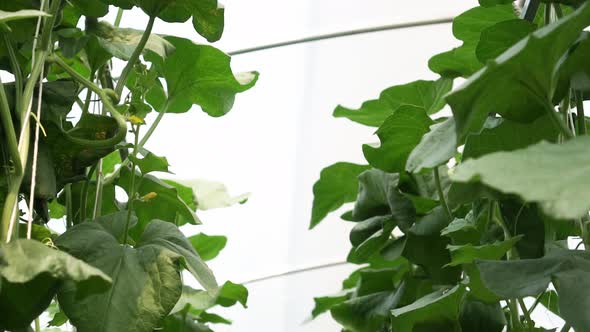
left=0, top=0, right=256, bottom=331
left=309, top=1, right=590, bottom=331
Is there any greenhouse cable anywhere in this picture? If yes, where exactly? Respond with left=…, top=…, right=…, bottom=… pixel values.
left=228, top=17, right=454, bottom=56
left=241, top=261, right=349, bottom=285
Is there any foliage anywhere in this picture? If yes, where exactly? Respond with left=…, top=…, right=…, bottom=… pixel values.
left=309, top=2, right=590, bottom=331
left=0, top=0, right=254, bottom=331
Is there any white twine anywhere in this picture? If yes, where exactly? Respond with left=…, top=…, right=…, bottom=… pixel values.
left=26, top=64, right=45, bottom=239
left=6, top=0, right=47, bottom=242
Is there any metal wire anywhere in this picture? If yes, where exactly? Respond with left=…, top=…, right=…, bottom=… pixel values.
left=241, top=261, right=349, bottom=285
left=228, top=17, right=454, bottom=56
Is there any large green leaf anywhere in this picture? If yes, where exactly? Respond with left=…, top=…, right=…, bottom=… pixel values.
left=55, top=221, right=184, bottom=332
left=87, top=20, right=175, bottom=61
left=406, top=118, right=457, bottom=173
left=462, top=114, right=559, bottom=160
left=450, top=136, right=590, bottom=219
left=333, top=79, right=452, bottom=127
left=0, top=240, right=111, bottom=330
left=146, top=36, right=258, bottom=116
left=391, top=285, right=466, bottom=332
left=310, top=162, right=370, bottom=228
left=429, top=4, right=517, bottom=77
left=476, top=249, right=590, bottom=331
left=476, top=19, right=536, bottom=63
left=363, top=106, right=433, bottom=173
left=447, top=3, right=590, bottom=140
left=138, top=220, right=218, bottom=294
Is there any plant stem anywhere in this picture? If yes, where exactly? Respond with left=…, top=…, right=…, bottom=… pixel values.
left=508, top=299, right=523, bottom=330
left=576, top=90, right=586, bottom=135
left=35, top=318, right=40, bottom=332
left=65, top=183, right=73, bottom=228
left=560, top=324, right=571, bottom=332
left=114, top=8, right=124, bottom=27
left=114, top=15, right=156, bottom=97
left=518, top=298, right=534, bottom=327
left=3, top=34, right=23, bottom=112
left=434, top=167, right=453, bottom=220
left=123, top=125, right=140, bottom=245
left=92, top=159, right=104, bottom=219
left=546, top=102, right=574, bottom=140
left=0, top=78, right=22, bottom=176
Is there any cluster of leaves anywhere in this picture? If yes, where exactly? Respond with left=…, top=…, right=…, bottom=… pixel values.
left=310, top=1, right=590, bottom=331
left=0, top=0, right=255, bottom=331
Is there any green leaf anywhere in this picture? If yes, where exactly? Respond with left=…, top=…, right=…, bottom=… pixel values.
left=446, top=236, right=521, bottom=266
left=347, top=221, right=396, bottom=264
left=350, top=215, right=394, bottom=247
left=180, top=178, right=250, bottom=211
left=118, top=168, right=200, bottom=234
left=475, top=249, right=590, bottom=331
left=147, top=36, right=258, bottom=116
left=441, top=217, right=480, bottom=245
left=447, top=3, right=590, bottom=140
left=463, top=114, right=559, bottom=160
left=198, top=311, right=231, bottom=325
left=363, top=105, right=433, bottom=173
left=499, top=200, right=545, bottom=259
left=450, top=137, right=590, bottom=219
left=188, top=233, right=227, bottom=261
left=171, top=285, right=216, bottom=314
left=146, top=0, right=225, bottom=42
left=55, top=221, right=184, bottom=332
left=476, top=19, right=536, bottom=63
left=0, top=9, right=48, bottom=23
left=459, top=300, right=506, bottom=332
left=352, top=169, right=415, bottom=229
left=129, top=150, right=171, bottom=174
left=429, top=4, right=516, bottom=77
left=0, top=239, right=111, bottom=330
left=311, top=292, right=350, bottom=319
left=138, top=220, right=218, bottom=294
left=391, top=285, right=466, bottom=332
left=216, top=281, right=248, bottom=308
left=555, top=31, right=590, bottom=101
left=87, top=20, right=175, bottom=60
left=406, top=118, right=457, bottom=173
left=310, top=162, right=370, bottom=228
left=69, top=0, right=109, bottom=17
left=402, top=233, right=461, bottom=284
left=333, top=78, right=452, bottom=127
left=331, top=290, right=403, bottom=332
left=538, top=290, right=560, bottom=316
left=159, top=313, right=213, bottom=332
